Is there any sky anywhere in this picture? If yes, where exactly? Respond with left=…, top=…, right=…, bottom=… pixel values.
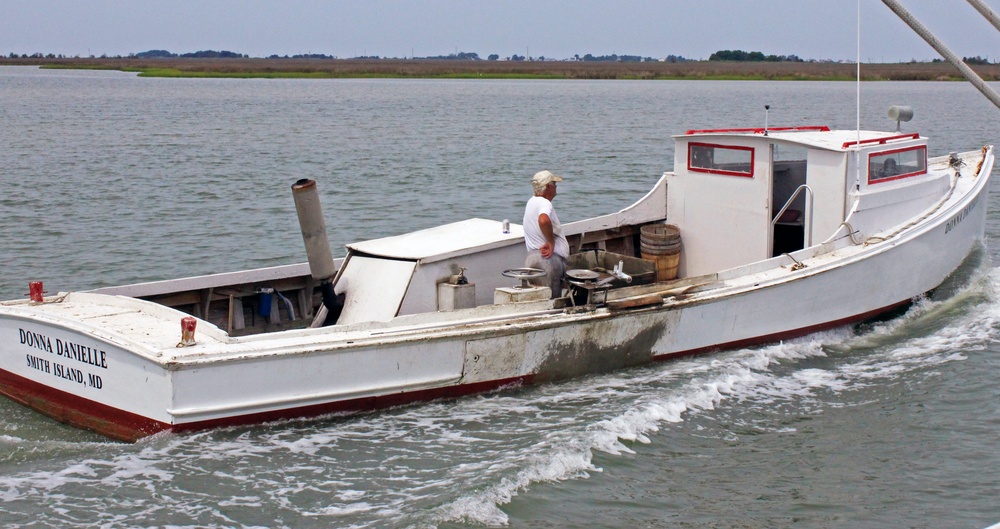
left=4, top=0, right=1000, bottom=63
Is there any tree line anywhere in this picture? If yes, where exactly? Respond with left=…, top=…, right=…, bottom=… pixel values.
left=135, top=50, right=247, bottom=59
left=7, top=48, right=997, bottom=64
left=708, top=50, right=804, bottom=62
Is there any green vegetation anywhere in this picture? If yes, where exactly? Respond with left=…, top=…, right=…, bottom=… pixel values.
left=709, top=49, right=803, bottom=62
left=134, top=49, right=248, bottom=59
left=124, top=68, right=335, bottom=79
left=121, top=67, right=566, bottom=80
left=7, top=56, right=999, bottom=82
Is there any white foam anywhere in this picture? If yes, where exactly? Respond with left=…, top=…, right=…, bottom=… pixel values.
left=439, top=266, right=1000, bottom=525
left=301, top=502, right=376, bottom=517
left=436, top=333, right=839, bottom=525
left=216, top=496, right=262, bottom=507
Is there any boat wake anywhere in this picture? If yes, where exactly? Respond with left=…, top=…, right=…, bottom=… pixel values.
left=435, top=264, right=1000, bottom=526
left=0, top=266, right=998, bottom=528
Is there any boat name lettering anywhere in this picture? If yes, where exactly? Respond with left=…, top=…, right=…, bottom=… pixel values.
left=16, top=328, right=108, bottom=369
left=52, top=362, right=86, bottom=385
left=18, top=328, right=53, bottom=353
left=24, top=353, right=103, bottom=390
left=55, top=338, right=108, bottom=369
left=26, top=354, right=51, bottom=374
left=945, top=196, right=979, bottom=234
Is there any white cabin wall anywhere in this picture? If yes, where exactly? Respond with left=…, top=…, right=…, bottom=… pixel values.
left=670, top=139, right=772, bottom=277
left=666, top=170, right=689, bottom=275
left=849, top=173, right=952, bottom=240
left=835, top=142, right=948, bottom=241
left=805, top=149, right=849, bottom=244
left=398, top=243, right=528, bottom=315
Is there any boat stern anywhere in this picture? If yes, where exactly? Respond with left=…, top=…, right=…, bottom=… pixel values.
left=0, top=292, right=228, bottom=441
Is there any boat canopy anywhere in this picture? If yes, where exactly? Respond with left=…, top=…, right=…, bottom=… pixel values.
left=347, top=218, right=524, bottom=264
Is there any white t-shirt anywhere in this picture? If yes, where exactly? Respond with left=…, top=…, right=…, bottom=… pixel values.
left=523, top=196, right=569, bottom=259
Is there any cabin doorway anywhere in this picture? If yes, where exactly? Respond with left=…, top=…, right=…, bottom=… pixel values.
left=770, top=144, right=809, bottom=257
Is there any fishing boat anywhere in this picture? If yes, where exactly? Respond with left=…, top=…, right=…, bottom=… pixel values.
left=0, top=108, right=993, bottom=441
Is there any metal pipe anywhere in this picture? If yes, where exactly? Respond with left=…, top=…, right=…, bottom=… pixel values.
left=967, top=0, right=1000, bottom=33
left=881, top=0, right=1000, bottom=110
left=291, top=179, right=343, bottom=326
left=291, top=179, right=337, bottom=281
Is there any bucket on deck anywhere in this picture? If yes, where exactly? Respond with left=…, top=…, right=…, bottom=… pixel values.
left=640, top=224, right=681, bottom=282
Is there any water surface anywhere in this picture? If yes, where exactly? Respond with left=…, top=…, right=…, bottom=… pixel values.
left=1, top=66, right=999, bottom=528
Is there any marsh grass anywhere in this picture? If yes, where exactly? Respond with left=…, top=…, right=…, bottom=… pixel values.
left=8, top=57, right=999, bottom=81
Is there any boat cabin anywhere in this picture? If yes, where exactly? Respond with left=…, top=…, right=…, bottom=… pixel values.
left=668, top=127, right=938, bottom=277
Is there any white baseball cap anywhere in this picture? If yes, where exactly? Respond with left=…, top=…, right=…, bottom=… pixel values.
left=532, top=170, right=563, bottom=191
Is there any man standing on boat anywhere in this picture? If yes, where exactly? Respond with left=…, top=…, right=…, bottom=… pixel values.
left=524, top=170, right=569, bottom=298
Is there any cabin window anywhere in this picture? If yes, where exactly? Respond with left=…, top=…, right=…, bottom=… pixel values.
left=688, top=143, right=755, bottom=177
left=868, top=146, right=927, bottom=184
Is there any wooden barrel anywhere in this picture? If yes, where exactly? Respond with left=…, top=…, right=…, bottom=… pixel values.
left=640, top=224, right=681, bottom=281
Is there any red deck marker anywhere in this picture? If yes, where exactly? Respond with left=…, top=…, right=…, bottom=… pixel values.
left=180, top=317, right=197, bottom=346
left=29, top=282, right=44, bottom=302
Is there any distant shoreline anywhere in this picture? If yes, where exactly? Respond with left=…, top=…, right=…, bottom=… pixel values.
left=3, top=57, right=998, bottom=81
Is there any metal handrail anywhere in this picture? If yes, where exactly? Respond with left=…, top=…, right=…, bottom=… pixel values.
left=772, top=184, right=814, bottom=248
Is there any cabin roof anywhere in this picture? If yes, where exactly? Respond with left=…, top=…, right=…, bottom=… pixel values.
left=347, top=218, right=524, bottom=264
left=676, top=128, right=924, bottom=152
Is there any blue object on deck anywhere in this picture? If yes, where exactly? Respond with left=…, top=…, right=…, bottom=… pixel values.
left=258, top=289, right=274, bottom=318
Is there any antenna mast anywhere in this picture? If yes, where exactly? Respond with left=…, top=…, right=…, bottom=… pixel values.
left=855, top=0, right=861, bottom=190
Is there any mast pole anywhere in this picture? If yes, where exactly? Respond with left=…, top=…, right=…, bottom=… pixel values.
left=881, top=0, right=1000, bottom=110
left=855, top=0, right=861, bottom=190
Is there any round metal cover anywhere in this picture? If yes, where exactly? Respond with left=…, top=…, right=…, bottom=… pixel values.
left=566, top=269, right=600, bottom=280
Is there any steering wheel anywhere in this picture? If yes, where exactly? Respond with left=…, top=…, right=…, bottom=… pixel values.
left=502, top=268, right=547, bottom=289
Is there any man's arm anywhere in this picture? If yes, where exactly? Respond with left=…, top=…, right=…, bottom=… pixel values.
left=538, top=213, right=555, bottom=258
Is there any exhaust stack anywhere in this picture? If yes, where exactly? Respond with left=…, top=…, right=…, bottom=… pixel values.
left=291, top=179, right=342, bottom=325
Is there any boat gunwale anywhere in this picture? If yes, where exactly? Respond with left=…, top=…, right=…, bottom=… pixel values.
left=0, top=302, right=167, bottom=361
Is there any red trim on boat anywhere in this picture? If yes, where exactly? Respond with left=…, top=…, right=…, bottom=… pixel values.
left=866, top=145, right=928, bottom=185
left=684, top=126, right=830, bottom=135
left=0, top=368, right=169, bottom=442
left=654, top=299, right=912, bottom=360
left=0, top=366, right=531, bottom=442
left=0, top=298, right=914, bottom=442
left=841, top=132, right=920, bottom=149
left=687, top=142, right=756, bottom=177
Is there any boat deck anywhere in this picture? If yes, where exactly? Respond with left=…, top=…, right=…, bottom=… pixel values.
left=0, top=292, right=230, bottom=359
